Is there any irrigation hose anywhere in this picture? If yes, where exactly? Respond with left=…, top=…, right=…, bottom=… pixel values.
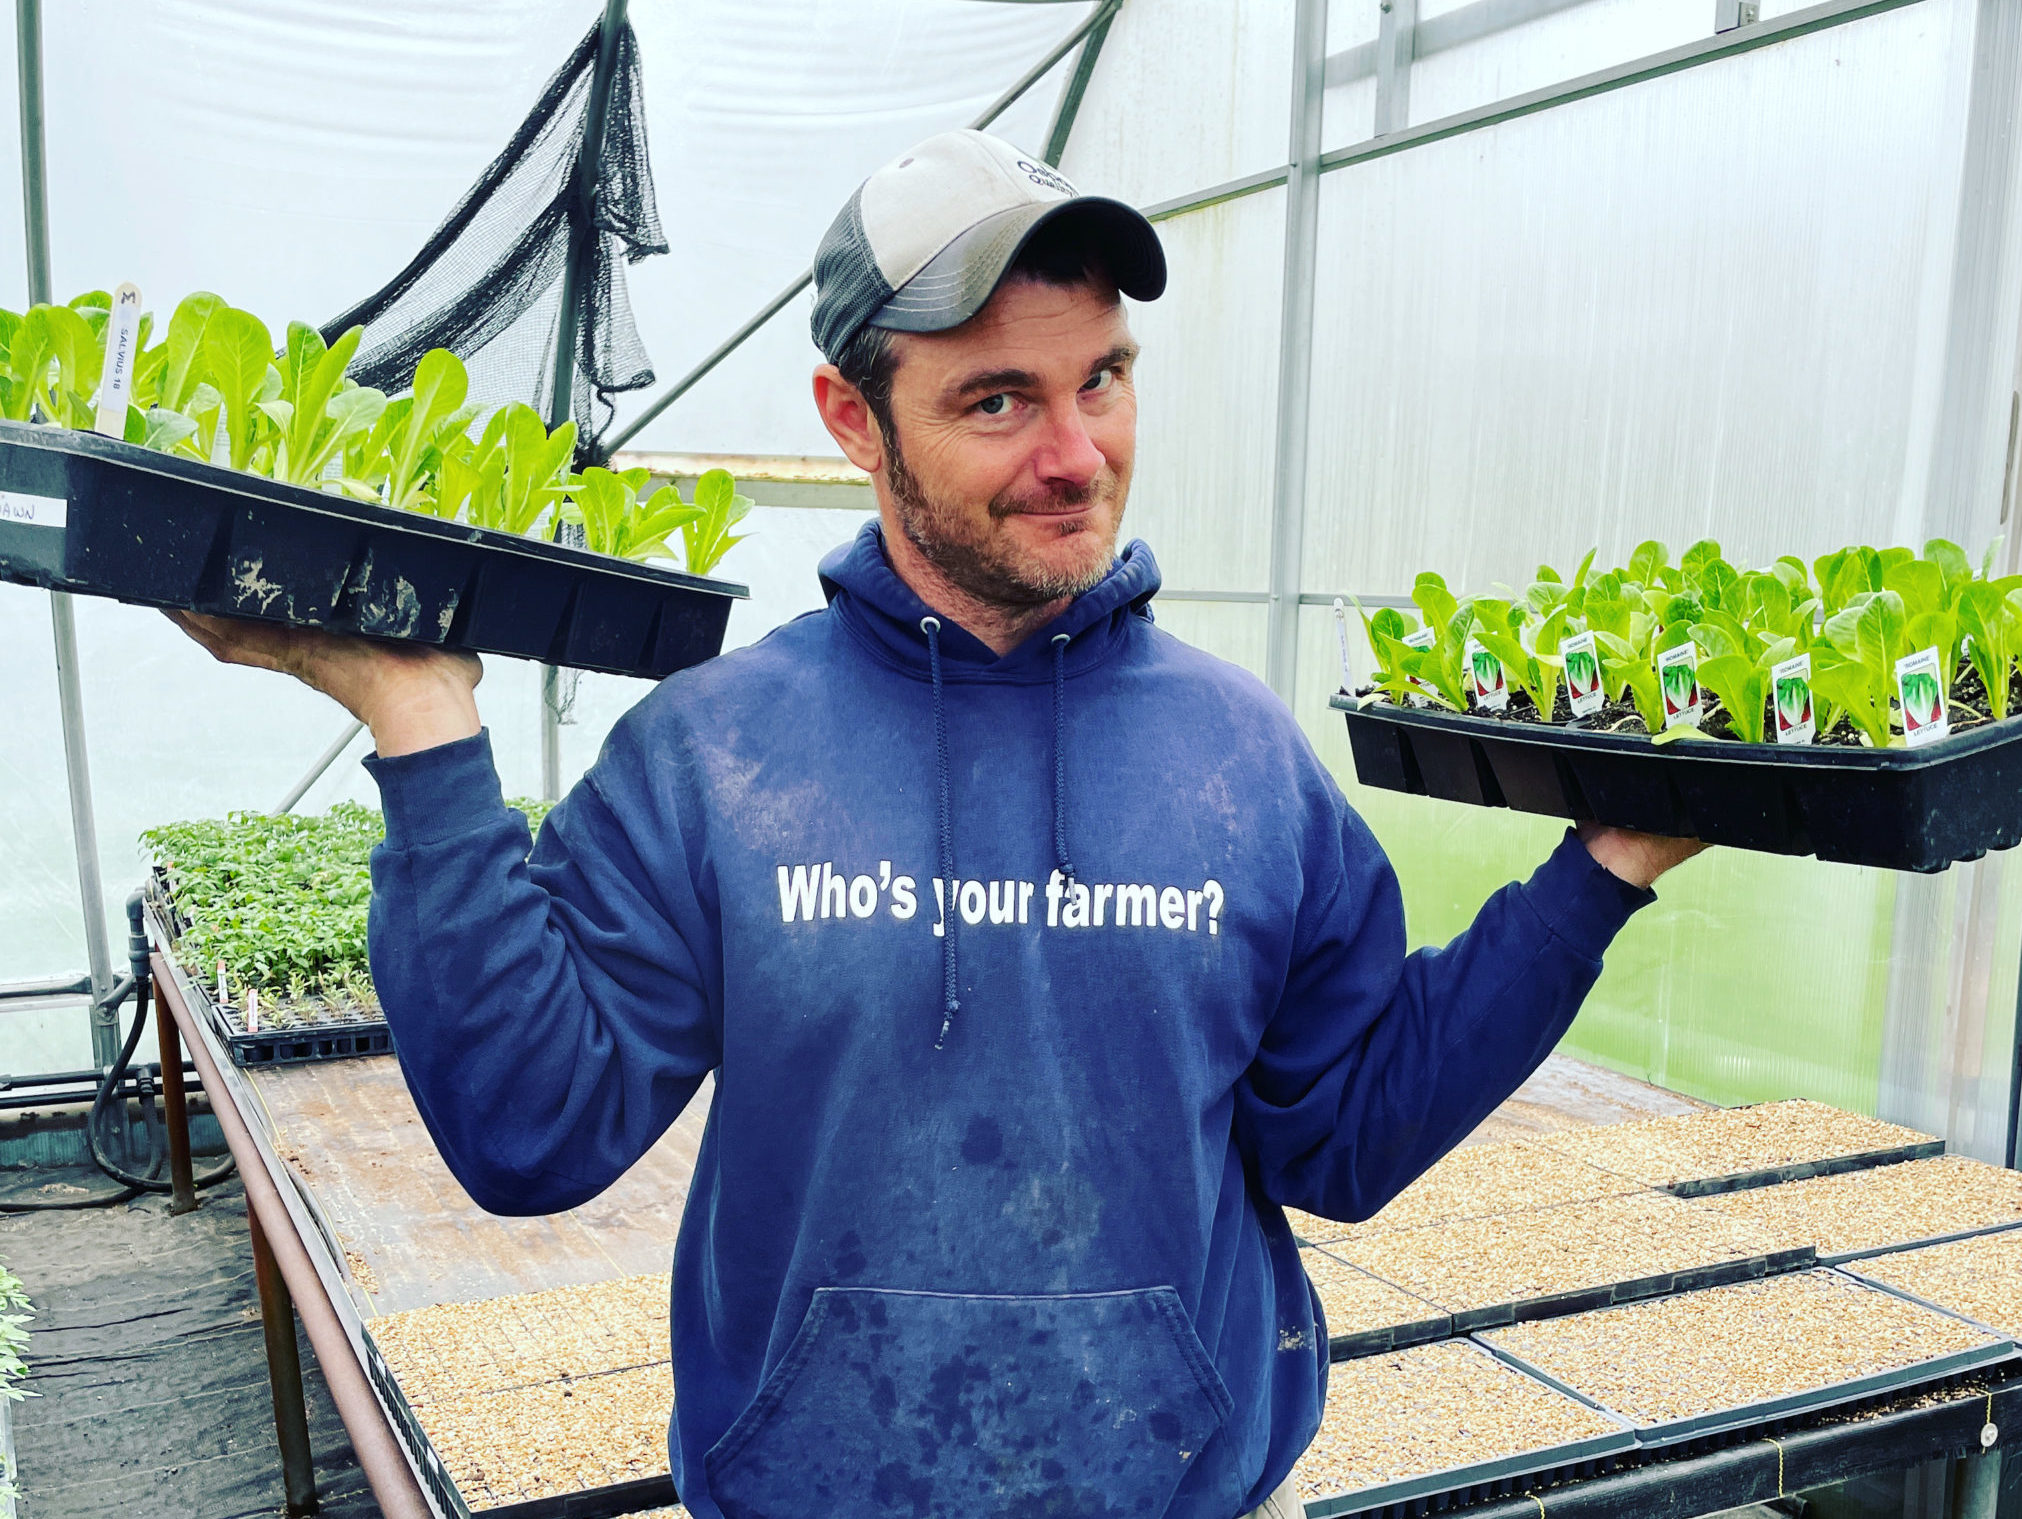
left=0, top=959, right=235, bottom=1212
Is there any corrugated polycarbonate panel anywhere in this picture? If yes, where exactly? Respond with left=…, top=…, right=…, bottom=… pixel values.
left=1406, top=0, right=1709, bottom=128
left=1057, top=0, right=1295, bottom=209
left=1124, top=187, right=1287, bottom=594
left=1149, top=601, right=1270, bottom=679
left=1300, top=0, right=1970, bottom=599
left=1322, top=0, right=1380, bottom=154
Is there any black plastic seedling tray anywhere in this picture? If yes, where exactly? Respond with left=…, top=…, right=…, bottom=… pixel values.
left=1476, top=1317, right=2017, bottom=1451
left=1334, top=693, right=2022, bottom=873
left=1332, top=1310, right=1455, bottom=1363
left=362, top=1327, right=679, bottom=1519
left=1438, top=1246, right=1816, bottom=1335
left=1304, top=1345, right=1638, bottom=1519
left=1822, top=1217, right=2022, bottom=1268
left=1659, top=1140, right=1949, bottom=1199
left=0, top=419, right=745, bottom=679
left=146, top=874, right=391, bottom=1070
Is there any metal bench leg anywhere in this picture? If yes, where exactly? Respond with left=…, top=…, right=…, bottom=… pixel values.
left=249, top=1205, right=320, bottom=1516
left=1952, top=1448, right=2002, bottom=1519
left=151, top=979, right=198, bottom=1215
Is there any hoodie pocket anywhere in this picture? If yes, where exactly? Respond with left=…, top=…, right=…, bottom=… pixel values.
left=704, top=1286, right=1232, bottom=1519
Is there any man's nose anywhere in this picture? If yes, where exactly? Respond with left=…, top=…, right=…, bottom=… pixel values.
left=1033, top=398, right=1106, bottom=490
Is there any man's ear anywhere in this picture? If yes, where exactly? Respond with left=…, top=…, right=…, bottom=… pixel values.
left=813, top=364, right=885, bottom=475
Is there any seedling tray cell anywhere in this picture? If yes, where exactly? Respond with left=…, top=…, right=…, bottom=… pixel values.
left=0, top=419, right=745, bottom=680
left=1334, top=693, right=2022, bottom=873
left=1294, top=1340, right=1635, bottom=1519
left=1477, top=1270, right=2014, bottom=1450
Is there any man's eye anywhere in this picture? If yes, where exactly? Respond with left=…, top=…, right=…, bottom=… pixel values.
left=977, top=394, right=1010, bottom=416
left=1082, top=369, right=1115, bottom=393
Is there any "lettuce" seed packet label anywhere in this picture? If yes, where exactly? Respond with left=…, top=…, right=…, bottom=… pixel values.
left=1655, top=641, right=1700, bottom=730
left=1464, top=636, right=1508, bottom=711
left=1561, top=630, right=1604, bottom=718
left=1895, top=646, right=1948, bottom=747
left=1770, top=651, right=1815, bottom=745
left=1402, top=625, right=1437, bottom=706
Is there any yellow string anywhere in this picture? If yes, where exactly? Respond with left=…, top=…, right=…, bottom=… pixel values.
left=1766, top=1436, right=1787, bottom=1496
left=1530, top=1496, right=1547, bottom=1518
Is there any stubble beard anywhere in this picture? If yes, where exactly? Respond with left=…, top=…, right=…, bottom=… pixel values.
left=883, top=427, right=1126, bottom=609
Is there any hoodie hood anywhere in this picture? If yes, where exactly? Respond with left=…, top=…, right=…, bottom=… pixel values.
left=818, top=519, right=1161, bottom=682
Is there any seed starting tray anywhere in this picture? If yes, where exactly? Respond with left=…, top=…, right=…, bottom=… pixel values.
left=1479, top=1333, right=2016, bottom=1451
left=1334, top=692, right=2022, bottom=873
left=1331, top=1312, right=1454, bottom=1363
left=1429, top=1245, right=1817, bottom=1335
left=1305, top=1422, right=1636, bottom=1519
left=1822, top=1218, right=2022, bottom=1268
left=0, top=418, right=745, bottom=680
left=360, top=1327, right=679, bottom=1519
left=145, top=870, right=391, bottom=1069
left=1658, top=1141, right=1948, bottom=1199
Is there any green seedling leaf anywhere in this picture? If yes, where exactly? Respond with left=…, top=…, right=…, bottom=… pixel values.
left=199, top=305, right=278, bottom=471
left=1957, top=580, right=2022, bottom=721
left=1626, top=540, right=1669, bottom=587
left=384, top=347, right=471, bottom=510
left=1698, top=653, right=1770, bottom=743
left=161, top=291, right=226, bottom=412
left=680, top=466, right=754, bottom=576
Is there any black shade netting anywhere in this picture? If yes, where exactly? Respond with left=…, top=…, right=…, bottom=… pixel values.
left=321, top=19, right=667, bottom=460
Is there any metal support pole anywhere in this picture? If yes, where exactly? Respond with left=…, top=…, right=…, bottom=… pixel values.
left=1263, top=0, right=1329, bottom=701
left=248, top=1205, right=320, bottom=1517
left=1952, top=1448, right=2002, bottom=1519
left=1374, top=0, right=1419, bottom=135
left=271, top=719, right=366, bottom=817
left=542, top=0, right=628, bottom=801
left=1042, top=0, right=1121, bottom=166
left=18, top=0, right=116, bottom=1061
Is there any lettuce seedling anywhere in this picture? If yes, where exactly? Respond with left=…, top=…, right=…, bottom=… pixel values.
left=1358, top=604, right=1420, bottom=707
left=199, top=305, right=279, bottom=471
left=563, top=466, right=706, bottom=562
left=678, top=468, right=753, bottom=576
left=1955, top=580, right=2022, bottom=721
left=1470, top=598, right=1565, bottom=720
left=382, top=349, right=478, bottom=511
left=1698, top=638, right=1796, bottom=744
left=268, top=323, right=385, bottom=487
left=1813, top=590, right=1908, bottom=746
left=1398, top=572, right=1471, bottom=711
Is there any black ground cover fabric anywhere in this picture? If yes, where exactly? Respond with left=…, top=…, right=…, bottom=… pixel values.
left=1, top=1169, right=373, bottom=1519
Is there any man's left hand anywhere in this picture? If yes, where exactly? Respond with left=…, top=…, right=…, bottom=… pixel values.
left=1576, top=822, right=1707, bottom=890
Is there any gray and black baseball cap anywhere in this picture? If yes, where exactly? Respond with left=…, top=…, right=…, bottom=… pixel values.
left=810, top=129, right=1167, bottom=363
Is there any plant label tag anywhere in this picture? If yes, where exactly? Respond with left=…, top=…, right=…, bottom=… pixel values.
left=1982, top=1422, right=1999, bottom=1450
left=1464, top=636, right=1508, bottom=711
left=1896, top=646, right=1948, bottom=747
left=1561, top=630, right=1605, bottom=718
left=1771, top=652, right=1815, bottom=745
left=93, top=283, right=143, bottom=438
left=1402, top=625, right=1437, bottom=706
left=246, top=988, right=260, bottom=1035
left=1656, top=641, right=1701, bottom=730
left=0, top=491, right=66, bottom=530
left=1332, top=598, right=1353, bottom=691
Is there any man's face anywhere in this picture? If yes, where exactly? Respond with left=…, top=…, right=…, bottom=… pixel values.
left=877, top=277, right=1138, bottom=607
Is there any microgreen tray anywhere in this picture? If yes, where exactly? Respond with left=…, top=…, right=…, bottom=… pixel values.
left=0, top=418, right=745, bottom=680
left=1821, top=1218, right=2022, bottom=1268
left=1331, top=1312, right=1454, bottom=1363
left=1441, top=1246, right=1816, bottom=1336
left=1306, top=1425, right=1636, bottom=1519
left=1334, top=693, right=2022, bottom=873
left=1659, top=1141, right=1949, bottom=1199
left=1484, top=1337, right=2017, bottom=1451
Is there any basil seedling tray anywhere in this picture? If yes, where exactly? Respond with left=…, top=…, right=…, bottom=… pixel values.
left=1442, top=1246, right=1816, bottom=1336
left=1660, top=1140, right=1950, bottom=1200
left=1334, top=694, right=2022, bottom=873
left=0, top=419, right=745, bottom=679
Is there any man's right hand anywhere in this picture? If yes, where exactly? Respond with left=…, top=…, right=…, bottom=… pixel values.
left=165, top=610, right=482, bottom=758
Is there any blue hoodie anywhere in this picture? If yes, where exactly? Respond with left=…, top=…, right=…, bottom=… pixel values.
left=363, top=522, right=1653, bottom=1519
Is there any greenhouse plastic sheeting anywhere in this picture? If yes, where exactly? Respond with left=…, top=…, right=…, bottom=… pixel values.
left=1301, top=0, right=1976, bottom=598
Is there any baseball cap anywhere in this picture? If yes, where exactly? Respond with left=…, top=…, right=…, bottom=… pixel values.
left=810, top=130, right=1167, bottom=363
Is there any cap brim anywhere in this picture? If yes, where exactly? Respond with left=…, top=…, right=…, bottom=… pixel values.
left=868, top=196, right=1167, bottom=335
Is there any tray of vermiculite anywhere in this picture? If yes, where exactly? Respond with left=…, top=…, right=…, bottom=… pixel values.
left=1291, top=1339, right=1635, bottom=1517
left=0, top=418, right=745, bottom=679
left=1476, top=1270, right=2016, bottom=1450
left=1333, top=691, right=2022, bottom=873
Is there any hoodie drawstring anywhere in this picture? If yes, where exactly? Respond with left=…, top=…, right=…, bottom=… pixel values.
left=922, top=617, right=960, bottom=1049
left=1051, top=633, right=1074, bottom=884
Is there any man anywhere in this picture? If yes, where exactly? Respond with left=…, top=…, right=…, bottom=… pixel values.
left=172, top=131, right=1700, bottom=1519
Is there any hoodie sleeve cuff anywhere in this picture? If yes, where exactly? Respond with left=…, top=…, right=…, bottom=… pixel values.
left=1518, top=828, right=1657, bottom=961
left=362, top=729, right=508, bottom=850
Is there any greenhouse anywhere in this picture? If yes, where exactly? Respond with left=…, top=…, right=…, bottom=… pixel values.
left=4, top=0, right=2022, bottom=1516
